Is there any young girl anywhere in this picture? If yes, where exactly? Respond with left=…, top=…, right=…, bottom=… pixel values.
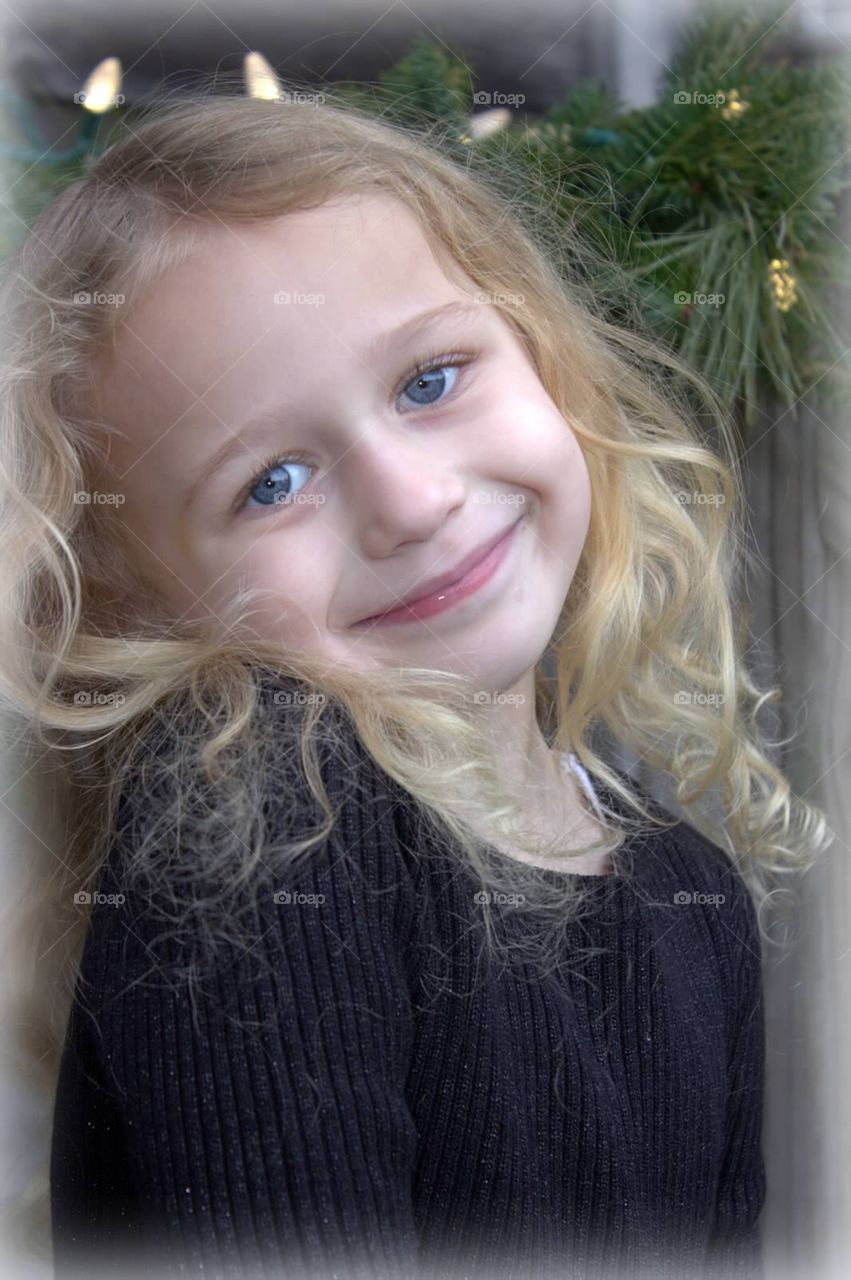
left=0, top=86, right=830, bottom=1280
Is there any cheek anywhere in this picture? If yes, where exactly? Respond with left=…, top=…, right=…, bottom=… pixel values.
left=512, top=408, right=592, bottom=534
left=558, top=430, right=593, bottom=521
left=482, top=385, right=581, bottom=480
left=115, top=493, right=203, bottom=609
left=232, top=538, right=333, bottom=636
left=218, top=540, right=381, bottom=671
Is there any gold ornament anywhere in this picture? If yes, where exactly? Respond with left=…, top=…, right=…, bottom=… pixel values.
left=768, top=258, right=797, bottom=312
left=719, top=88, right=750, bottom=121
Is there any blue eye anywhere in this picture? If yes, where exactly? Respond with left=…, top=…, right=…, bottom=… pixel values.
left=245, top=458, right=312, bottom=510
left=399, top=363, right=459, bottom=408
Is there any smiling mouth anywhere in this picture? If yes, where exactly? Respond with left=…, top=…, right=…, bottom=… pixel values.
left=351, top=516, right=524, bottom=629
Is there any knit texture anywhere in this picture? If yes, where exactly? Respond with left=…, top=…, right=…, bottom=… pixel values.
left=50, top=700, right=766, bottom=1280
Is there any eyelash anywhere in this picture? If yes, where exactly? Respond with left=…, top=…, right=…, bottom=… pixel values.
left=231, top=347, right=479, bottom=516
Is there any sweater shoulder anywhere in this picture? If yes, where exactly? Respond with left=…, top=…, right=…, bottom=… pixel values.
left=606, top=770, right=759, bottom=901
left=84, top=679, right=421, bottom=1005
left=626, top=795, right=764, bottom=999
left=600, top=770, right=763, bottom=974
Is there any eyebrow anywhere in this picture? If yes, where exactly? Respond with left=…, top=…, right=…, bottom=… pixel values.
left=182, top=299, right=483, bottom=514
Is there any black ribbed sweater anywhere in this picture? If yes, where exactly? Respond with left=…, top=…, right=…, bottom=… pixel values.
left=50, top=708, right=766, bottom=1280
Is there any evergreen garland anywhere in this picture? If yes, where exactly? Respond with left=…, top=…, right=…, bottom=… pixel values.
left=333, top=4, right=851, bottom=428
left=2, top=1, right=848, bottom=429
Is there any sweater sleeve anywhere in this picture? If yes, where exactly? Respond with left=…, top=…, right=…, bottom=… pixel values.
left=50, top=707, right=422, bottom=1280
left=705, top=871, right=768, bottom=1279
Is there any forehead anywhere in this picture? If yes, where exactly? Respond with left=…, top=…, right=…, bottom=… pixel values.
left=188, top=189, right=453, bottom=294
left=91, top=191, right=471, bottom=458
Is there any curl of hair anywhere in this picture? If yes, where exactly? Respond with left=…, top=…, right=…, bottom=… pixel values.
left=0, top=75, right=832, bottom=1267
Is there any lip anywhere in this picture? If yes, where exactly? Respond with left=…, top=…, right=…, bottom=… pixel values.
left=352, top=516, right=523, bottom=628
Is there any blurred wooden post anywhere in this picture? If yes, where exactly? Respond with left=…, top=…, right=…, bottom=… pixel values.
left=744, top=369, right=851, bottom=1279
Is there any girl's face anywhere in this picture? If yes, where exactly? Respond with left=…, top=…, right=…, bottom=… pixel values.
left=94, top=191, right=592, bottom=688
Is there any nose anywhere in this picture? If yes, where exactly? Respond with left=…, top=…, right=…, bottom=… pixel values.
left=346, top=429, right=470, bottom=558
